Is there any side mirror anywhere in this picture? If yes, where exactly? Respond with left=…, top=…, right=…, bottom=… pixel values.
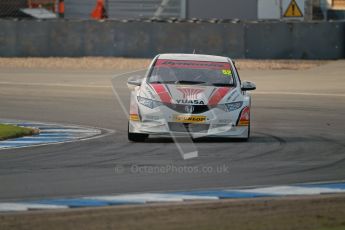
left=127, top=79, right=142, bottom=86
left=241, top=81, right=256, bottom=91
left=127, top=77, right=143, bottom=90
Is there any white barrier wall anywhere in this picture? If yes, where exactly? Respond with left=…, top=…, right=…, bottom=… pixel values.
left=0, top=20, right=343, bottom=59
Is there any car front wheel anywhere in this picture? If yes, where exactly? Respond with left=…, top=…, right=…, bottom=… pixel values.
left=128, top=122, right=149, bottom=142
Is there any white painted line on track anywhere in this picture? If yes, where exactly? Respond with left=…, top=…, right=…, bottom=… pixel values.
left=1, top=182, right=345, bottom=213
left=229, top=186, right=345, bottom=196
left=0, top=140, right=60, bottom=144
left=253, top=91, right=345, bottom=97
left=5, top=136, right=68, bottom=140
left=0, top=203, right=68, bottom=212
left=87, top=194, right=181, bottom=203
left=0, top=81, right=111, bottom=89
left=86, top=193, right=219, bottom=203
left=40, top=129, right=101, bottom=133
left=0, top=119, right=114, bottom=151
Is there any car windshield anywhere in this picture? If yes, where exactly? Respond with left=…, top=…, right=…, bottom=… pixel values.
left=148, top=59, right=235, bottom=86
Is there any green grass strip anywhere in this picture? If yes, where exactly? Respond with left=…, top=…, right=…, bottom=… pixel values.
left=0, top=124, right=37, bottom=141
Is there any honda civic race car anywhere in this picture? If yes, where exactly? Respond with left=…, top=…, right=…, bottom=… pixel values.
left=127, top=53, right=256, bottom=142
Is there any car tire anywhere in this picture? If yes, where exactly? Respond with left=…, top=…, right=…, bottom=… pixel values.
left=128, top=122, right=149, bottom=142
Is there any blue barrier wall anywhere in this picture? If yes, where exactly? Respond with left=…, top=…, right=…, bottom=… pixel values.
left=0, top=20, right=343, bottom=59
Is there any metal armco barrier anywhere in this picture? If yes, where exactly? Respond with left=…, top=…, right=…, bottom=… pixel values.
left=0, top=20, right=344, bottom=59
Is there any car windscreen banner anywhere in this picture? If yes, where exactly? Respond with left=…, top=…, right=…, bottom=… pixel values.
left=155, top=59, right=231, bottom=70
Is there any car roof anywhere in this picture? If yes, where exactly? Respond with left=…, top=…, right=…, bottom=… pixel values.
left=157, top=53, right=231, bottom=63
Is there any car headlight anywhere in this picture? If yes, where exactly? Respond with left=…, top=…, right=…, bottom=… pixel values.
left=137, top=96, right=162, bottom=109
left=219, top=101, right=243, bottom=112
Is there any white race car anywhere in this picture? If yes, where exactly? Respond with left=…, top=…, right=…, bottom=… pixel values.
left=127, top=53, right=256, bottom=142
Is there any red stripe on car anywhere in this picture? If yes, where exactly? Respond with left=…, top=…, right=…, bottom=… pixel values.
left=150, top=84, right=172, bottom=103
left=208, top=87, right=231, bottom=105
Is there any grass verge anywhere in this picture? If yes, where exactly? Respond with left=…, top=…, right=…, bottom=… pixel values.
left=1, top=195, right=345, bottom=230
left=0, top=124, right=38, bottom=141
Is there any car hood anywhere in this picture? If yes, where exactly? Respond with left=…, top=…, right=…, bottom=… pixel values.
left=142, top=83, right=234, bottom=105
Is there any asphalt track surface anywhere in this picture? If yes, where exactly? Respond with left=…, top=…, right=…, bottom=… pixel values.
left=0, top=61, right=344, bottom=202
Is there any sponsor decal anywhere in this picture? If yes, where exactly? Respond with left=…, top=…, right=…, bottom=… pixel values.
left=226, top=90, right=238, bottom=102
left=177, top=87, right=205, bottom=100
left=129, top=114, right=140, bottom=121
left=175, top=87, right=205, bottom=104
left=174, top=115, right=206, bottom=123
left=222, top=69, right=232, bottom=76
left=175, top=99, right=205, bottom=105
left=144, top=115, right=160, bottom=121
left=155, top=59, right=230, bottom=70
left=232, top=94, right=240, bottom=102
left=218, top=119, right=232, bottom=123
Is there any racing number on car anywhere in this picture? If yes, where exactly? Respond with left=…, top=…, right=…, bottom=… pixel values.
left=222, top=69, right=232, bottom=76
